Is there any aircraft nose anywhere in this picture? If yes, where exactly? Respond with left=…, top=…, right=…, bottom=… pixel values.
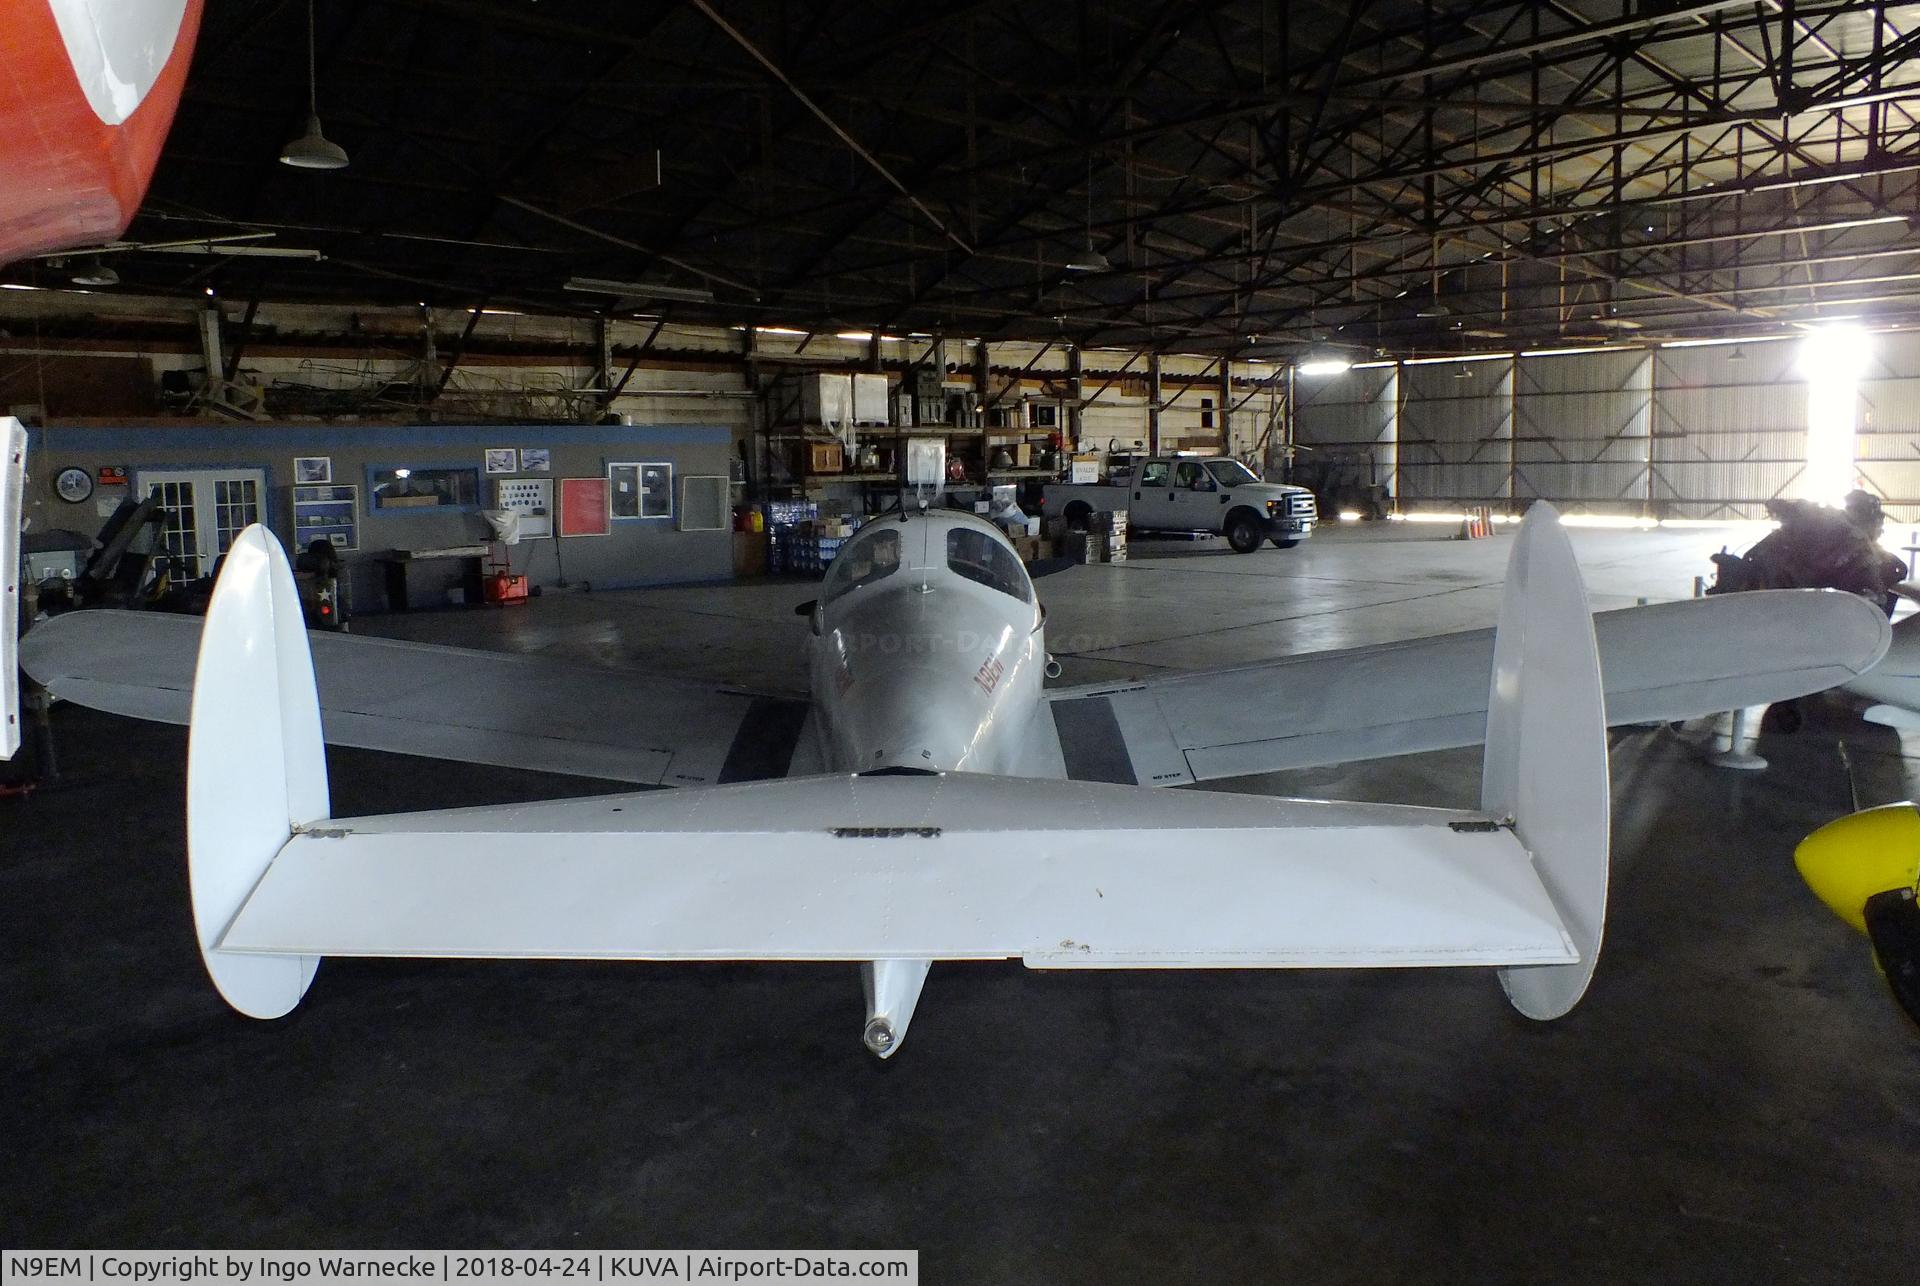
left=1793, top=802, right=1920, bottom=934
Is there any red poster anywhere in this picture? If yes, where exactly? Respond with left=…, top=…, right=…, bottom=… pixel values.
left=559, top=477, right=610, bottom=537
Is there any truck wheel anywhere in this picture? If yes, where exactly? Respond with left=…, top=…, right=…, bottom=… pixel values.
left=1225, top=511, right=1262, bottom=553
left=1269, top=538, right=1301, bottom=549
left=1065, top=502, right=1092, bottom=531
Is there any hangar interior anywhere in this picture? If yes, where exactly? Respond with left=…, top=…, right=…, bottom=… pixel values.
left=4, top=1, right=1918, bottom=1278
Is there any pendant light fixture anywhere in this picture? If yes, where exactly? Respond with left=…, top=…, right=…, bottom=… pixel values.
left=1064, top=153, right=1110, bottom=272
left=279, top=0, right=349, bottom=170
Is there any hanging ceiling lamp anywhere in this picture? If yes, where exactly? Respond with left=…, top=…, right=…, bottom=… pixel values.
left=1064, top=154, right=1110, bottom=272
left=70, top=257, right=119, bottom=286
left=279, top=0, right=348, bottom=169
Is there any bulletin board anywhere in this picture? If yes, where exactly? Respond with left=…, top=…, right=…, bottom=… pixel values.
left=559, top=477, right=611, bottom=537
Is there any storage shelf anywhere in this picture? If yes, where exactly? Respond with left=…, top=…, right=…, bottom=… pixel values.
left=763, top=425, right=981, bottom=440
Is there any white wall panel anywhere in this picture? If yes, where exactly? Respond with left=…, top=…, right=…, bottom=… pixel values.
left=1399, top=359, right=1513, bottom=507
left=1513, top=350, right=1651, bottom=510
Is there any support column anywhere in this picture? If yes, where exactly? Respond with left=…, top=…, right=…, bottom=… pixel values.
left=1067, top=345, right=1084, bottom=450
left=1147, top=352, right=1162, bottom=455
left=1218, top=357, right=1233, bottom=453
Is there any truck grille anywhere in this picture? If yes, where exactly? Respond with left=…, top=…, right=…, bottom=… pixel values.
left=1287, top=492, right=1317, bottom=518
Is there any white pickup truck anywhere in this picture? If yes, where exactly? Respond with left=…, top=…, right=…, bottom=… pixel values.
left=1043, top=456, right=1317, bottom=553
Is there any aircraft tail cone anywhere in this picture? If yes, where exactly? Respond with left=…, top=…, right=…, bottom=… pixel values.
left=861, top=957, right=931, bottom=1059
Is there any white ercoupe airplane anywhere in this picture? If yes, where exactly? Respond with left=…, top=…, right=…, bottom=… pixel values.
left=3, top=432, right=1895, bottom=1056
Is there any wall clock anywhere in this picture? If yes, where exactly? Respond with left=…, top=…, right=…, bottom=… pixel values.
left=55, top=467, right=94, bottom=503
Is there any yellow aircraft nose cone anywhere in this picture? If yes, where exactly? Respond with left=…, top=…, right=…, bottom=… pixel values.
left=1794, top=802, right=1920, bottom=934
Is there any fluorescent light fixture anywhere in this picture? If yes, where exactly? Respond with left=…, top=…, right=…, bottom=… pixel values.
left=1401, top=352, right=1512, bottom=366
left=0, top=283, right=42, bottom=291
left=565, top=276, right=715, bottom=303
left=392, top=468, right=411, bottom=479
left=1337, top=510, right=1362, bottom=521
left=1518, top=345, right=1627, bottom=358
left=1658, top=334, right=1795, bottom=349
left=1063, top=248, right=1111, bottom=272
left=755, top=326, right=807, bottom=336
left=836, top=331, right=874, bottom=342
left=1297, top=355, right=1353, bottom=377
left=1350, top=359, right=1397, bottom=369
left=145, top=243, right=323, bottom=260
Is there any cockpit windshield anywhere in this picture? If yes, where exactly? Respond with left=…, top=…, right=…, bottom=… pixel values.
left=1206, top=459, right=1260, bottom=488
left=946, top=527, right=1033, bottom=603
left=822, top=527, right=902, bottom=603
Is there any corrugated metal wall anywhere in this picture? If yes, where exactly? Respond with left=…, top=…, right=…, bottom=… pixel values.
left=1294, top=365, right=1397, bottom=492
left=1857, top=330, right=1920, bottom=523
left=1513, top=349, right=1651, bottom=511
left=1398, top=358, right=1514, bottom=506
left=1650, top=340, right=1804, bottom=519
left=1314, top=339, right=1920, bottom=520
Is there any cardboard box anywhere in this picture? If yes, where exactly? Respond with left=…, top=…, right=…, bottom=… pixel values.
left=852, top=372, right=890, bottom=425
left=732, top=531, right=768, bottom=577
left=1013, top=442, right=1033, bottom=467
left=806, top=441, right=845, bottom=474
left=1069, top=455, right=1100, bottom=483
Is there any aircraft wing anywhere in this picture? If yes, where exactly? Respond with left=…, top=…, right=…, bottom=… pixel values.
left=19, top=609, right=808, bottom=785
left=1047, top=589, right=1893, bottom=786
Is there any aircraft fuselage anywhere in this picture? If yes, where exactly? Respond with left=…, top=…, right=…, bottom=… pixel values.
left=804, top=510, right=1051, bottom=777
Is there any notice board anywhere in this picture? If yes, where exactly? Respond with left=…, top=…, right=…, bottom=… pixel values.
left=559, top=477, right=610, bottom=537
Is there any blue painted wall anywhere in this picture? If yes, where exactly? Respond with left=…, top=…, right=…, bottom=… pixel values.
left=24, top=422, right=735, bottom=608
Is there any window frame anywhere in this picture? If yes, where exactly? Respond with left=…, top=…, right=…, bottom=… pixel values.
left=609, top=460, right=674, bottom=521
left=944, top=526, right=1033, bottom=604
left=365, top=463, right=483, bottom=515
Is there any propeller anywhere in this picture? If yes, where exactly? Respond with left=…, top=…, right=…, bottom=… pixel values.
left=1864, top=887, right=1920, bottom=1028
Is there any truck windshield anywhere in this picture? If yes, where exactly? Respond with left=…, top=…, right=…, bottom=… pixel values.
left=1206, top=460, right=1260, bottom=488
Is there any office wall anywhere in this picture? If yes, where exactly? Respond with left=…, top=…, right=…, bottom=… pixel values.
left=23, top=421, right=733, bottom=610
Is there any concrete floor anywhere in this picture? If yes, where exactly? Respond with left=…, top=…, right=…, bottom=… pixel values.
left=5, top=523, right=1917, bottom=1279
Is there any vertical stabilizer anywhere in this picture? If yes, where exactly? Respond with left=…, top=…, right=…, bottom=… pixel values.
left=1483, top=502, right=1611, bottom=1019
left=186, top=524, right=327, bottom=1017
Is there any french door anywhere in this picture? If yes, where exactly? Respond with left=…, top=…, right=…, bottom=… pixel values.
left=136, top=467, right=266, bottom=578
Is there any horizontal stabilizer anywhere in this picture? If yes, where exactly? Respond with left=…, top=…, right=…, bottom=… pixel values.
left=217, top=772, right=1576, bottom=970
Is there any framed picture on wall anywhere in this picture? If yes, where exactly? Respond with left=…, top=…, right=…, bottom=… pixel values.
left=484, top=448, right=518, bottom=475
left=293, top=456, right=332, bottom=484
left=519, top=447, right=551, bottom=473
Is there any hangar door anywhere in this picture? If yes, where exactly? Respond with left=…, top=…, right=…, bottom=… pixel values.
left=1398, top=358, right=1513, bottom=508
left=1513, top=349, right=1651, bottom=512
left=137, top=467, right=266, bottom=577
left=1650, top=341, right=1803, bottom=519
left=1857, top=330, right=1920, bottom=523
left=1293, top=365, right=1396, bottom=504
